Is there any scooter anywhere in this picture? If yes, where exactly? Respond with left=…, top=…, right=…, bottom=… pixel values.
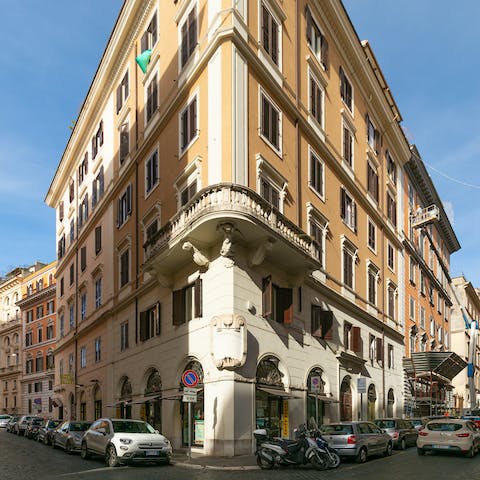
left=253, top=424, right=330, bottom=470
left=309, top=429, right=341, bottom=469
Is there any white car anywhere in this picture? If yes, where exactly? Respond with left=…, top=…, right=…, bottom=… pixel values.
left=80, top=418, right=172, bottom=467
left=0, top=414, right=11, bottom=428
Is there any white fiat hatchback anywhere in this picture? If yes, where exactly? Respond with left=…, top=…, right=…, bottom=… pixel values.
left=80, top=418, right=172, bottom=467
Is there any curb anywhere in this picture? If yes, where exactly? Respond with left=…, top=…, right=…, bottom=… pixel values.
left=172, top=461, right=259, bottom=471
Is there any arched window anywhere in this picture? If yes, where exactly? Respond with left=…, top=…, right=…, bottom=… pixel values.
left=93, top=386, right=102, bottom=420
left=306, top=367, right=325, bottom=426
left=340, top=377, right=352, bottom=421
left=144, top=370, right=162, bottom=431
left=387, top=388, right=395, bottom=417
left=119, top=377, right=132, bottom=419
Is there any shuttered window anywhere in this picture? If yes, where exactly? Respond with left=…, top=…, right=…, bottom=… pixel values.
left=139, top=303, right=161, bottom=341
left=172, top=278, right=203, bottom=325
left=180, top=96, right=198, bottom=152
left=262, top=276, right=293, bottom=324
left=180, top=6, right=197, bottom=68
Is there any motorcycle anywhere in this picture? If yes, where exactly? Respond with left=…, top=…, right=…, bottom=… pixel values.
left=309, top=428, right=341, bottom=469
left=253, top=424, right=331, bottom=470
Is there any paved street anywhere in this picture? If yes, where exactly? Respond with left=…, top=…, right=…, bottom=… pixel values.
left=3, top=429, right=480, bottom=480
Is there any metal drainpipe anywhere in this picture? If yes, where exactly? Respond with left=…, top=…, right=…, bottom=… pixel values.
left=74, top=175, right=79, bottom=421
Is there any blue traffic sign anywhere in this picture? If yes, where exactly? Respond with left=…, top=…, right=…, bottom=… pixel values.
left=182, top=369, right=199, bottom=387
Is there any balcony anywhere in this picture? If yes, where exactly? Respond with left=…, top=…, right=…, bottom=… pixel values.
left=143, top=183, right=321, bottom=282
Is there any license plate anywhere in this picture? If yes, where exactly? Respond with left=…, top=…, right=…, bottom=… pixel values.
left=145, top=449, right=160, bottom=456
left=433, top=445, right=450, bottom=449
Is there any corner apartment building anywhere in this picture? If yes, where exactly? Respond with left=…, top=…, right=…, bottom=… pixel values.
left=0, top=264, right=46, bottom=414
left=402, top=146, right=462, bottom=416
left=450, top=276, right=480, bottom=412
left=46, top=0, right=439, bottom=455
left=16, top=261, right=57, bottom=416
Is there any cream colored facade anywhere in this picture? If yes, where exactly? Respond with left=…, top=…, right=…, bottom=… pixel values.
left=451, top=276, right=480, bottom=411
left=45, top=0, right=455, bottom=455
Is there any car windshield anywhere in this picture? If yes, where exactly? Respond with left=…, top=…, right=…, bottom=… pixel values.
left=32, top=419, right=43, bottom=425
left=70, top=422, right=91, bottom=431
left=375, top=420, right=396, bottom=429
left=112, top=421, right=155, bottom=434
left=427, top=422, right=463, bottom=432
left=49, top=420, right=61, bottom=428
left=320, top=424, right=353, bottom=435
left=0, top=415, right=11, bottom=419
left=410, top=419, right=422, bottom=426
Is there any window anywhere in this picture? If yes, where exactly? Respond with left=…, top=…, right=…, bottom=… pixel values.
left=343, top=322, right=361, bottom=352
left=69, top=219, right=75, bottom=245
left=46, top=324, right=54, bottom=340
left=387, top=344, right=394, bottom=369
left=36, top=305, right=44, bottom=319
left=260, top=91, right=281, bottom=152
left=92, top=166, right=104, bottom=209
left=308, top=212, right=327, bottom=269
left=59, top=201, right=64, bottom=222
left=366, top=114, right=380, bottom=154
left=369, top=334, right=376, bottom=362
left=387, top=243, right=395, bottom=271
left=139, top=303, right=161, bottom=341
left=260, top=177, right=280, bottom=210
left=173, top=278, right=203, bottom=325
left=46, top=353, right=54, bottom=370
left=91, top=121, right=104, bottom=160
left=261, top=276, right=293, bottom=324
left=340, top=188, right=357, bottom=231
left=309, top=74, right=324, bottom=127
left=309, top=148, right=324, bottom=197
left=69, top=303, right=74, bottom=329
left=59, top=313, right=64, bottom=337
left=311, top=305, right=333, bottom=340
left=180, top=179, right=197, bottom=207
left=146, top=219, right=158, bottom=243
left=305, top=6, right=328, bottom=69
left=430, top=317, right=435, bottom=336
left=261, top=2, right=279, bottom=65
left=120, top=249, right=130, bottom=288
left=386, top=152, right=396, bottom=185
left=420, top=271, right=425, bottom=295
left=386, top=192, right=397, bottom=226
left=120, top=322, right=129, bottom=351
left=79, top=194, right=89, bottom=229
left=80, top=292, right=87, bottom=321
left=119, top=123, right=130, bottom=165
left=339, top=67, right=353, bottom=112
left=69, top=180, right=75, bottom=203
left=420, top=307, right=426, bottom=329
left=26, top=357, right=33, bottom=374
left=180, top=6, right=197, bottom=68
left=69, top=353, right=74, bottom=373
left=26, top=310, right=33, bottom=323
left=342, top=123, right=354, bottom=167
left=25, top=331, right=33, bottom=347
left=145, top=150, right=159, bottom=194
left=146, top=73, right=158, bottom=123
left=58, top=234, right=66, bottom=260
left=409, top=257, right=416, bottom=284
left=367, top=162, right=378, bottom=202
left=37, top=326, right=43, bottom=343
left=69, top=263, right=74, bottom=285
left=116, top=70, right=129, bottom=113
left=78, top=153, right=88, bottom=185
left=367, top=263, right=379, bottom=306
left=95, top=277, right=102, bottom=309
left=35, top=356, right=44, bottom=373
left=141, top=12, right=157, bottom=51
left=368, top=219, right=376, bottom=252
left=95, top=226, right=102, bottom=255
left=117, top=184, right=132, bottom=227
left=180, top=95, right=198, bottom=152
left=80, top=346, right=87, bottom=369
left=342, top=240, right=356, bottom=290
left=387, top=283, right=397, bottom=320
left=80, top=246, right=87, bottom=272
left=47, top=300, right=55, bottom=315
left=409, top=297, right=415, bottom=320
left=95, top=337, right=101, bottom=363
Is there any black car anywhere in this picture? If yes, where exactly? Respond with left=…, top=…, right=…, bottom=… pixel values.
left=37, top=419, right=62, bottom=445
left=25, top=417, right=45, bottom=439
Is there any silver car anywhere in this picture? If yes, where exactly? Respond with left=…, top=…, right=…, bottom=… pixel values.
left=52, top=421, right=92, bottom=453
left=0, top=414, right=11, bottom=428
left=320, top=421, right=393, bottom=463
left=374, top=418, right=418, bottom=449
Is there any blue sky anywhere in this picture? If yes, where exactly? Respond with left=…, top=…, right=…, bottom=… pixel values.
left=0, top=1, right=479, bottom=285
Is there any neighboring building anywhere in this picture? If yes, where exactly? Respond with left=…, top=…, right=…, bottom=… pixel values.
left=0, top=264, right=45, bottom=414
left=45, top=0, right=457, bottom=455
left=16, top=262, right=57, bottom=416
left=402, top=147, right=463, bottom=416
left=450, top=276, right=480, bottom=412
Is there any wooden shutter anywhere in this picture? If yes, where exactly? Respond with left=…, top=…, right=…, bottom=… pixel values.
left=126, top=185, right=132, bottom=216
left=376, top=337, right=384, bottom=362
left=173, top=289, right=185, bottom=325
left=321, top=310, right=334, bottom=340
left=95, top=226, right=102, bottom=254
left=340, top=188, right=346, bottom=219
left=139, top=311, right=147, bottom=341
left=321, top=36, right=329, bottom=70
left=262, top=276, right=272, bottom=319
left=59, top=201, right=64, bottom=221
left=141, top=31, right=148, bottom=53
left=339, top=67, right=345, bottom=98
left=374, top=129, right=381, bottom=154
left=271, top=15, right=278, bottom=65
left=194, top=278, right=202, bottom=318
left=181, top=22, right=188, bottom=67
left=151, top=12, right=158, bottom=46
left=279, top=287, right=293, bottom=324
left=305, top=7, right=312, bottom=44
left=353, top=200, right=358, bottom=232
left=155, top=303, right=161, bottom=336
left=80, top=247, right=86, bottom=271
left=188, top=7, right=197, bottom=57
left=189, top=99, right=197, bottom=144
left=311, top=305, right=322, bottom=337
left=351, top=326, right=361, bottom=352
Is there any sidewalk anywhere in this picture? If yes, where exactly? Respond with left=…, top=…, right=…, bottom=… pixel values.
left=172, top=451, right=259, bottom=471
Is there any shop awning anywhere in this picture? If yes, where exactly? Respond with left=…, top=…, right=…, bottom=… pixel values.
left=307, top=393, right=340, bottom=403
left=403, top=352, right=467, bottom=381
left=51, top=396, right=63, bottom=407
left=131, top=394, right=161, bottom=405
left=105, top=400, right=130, bottom=408
left=258, top=387, right=302, bottom=399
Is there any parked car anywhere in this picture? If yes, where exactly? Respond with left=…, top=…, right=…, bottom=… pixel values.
left=417, top=418, right=480, bottom=457
left=6, top=415, right=21, bottom=433
left=15, top=415, right=35, bottom=436
left=37, top=419, right=62, bottom=445
left=319, top=421, right=393, bottom=463
left=52, top=421, right=92, bottom=454
left=461, top=415, right=480, bottom=429
left=0, top=414, right=12, bottom=428
left=24, top=416, right=45, bottom=439
left=408, top=418, right=424, bottom=431
left=374, top=418, right=418, bottom=449
left=80, top=418, right=172, bottom=467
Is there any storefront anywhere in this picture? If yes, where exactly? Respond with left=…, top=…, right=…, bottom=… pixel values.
left=367, top=384, right=376, bottom=420
left=340, top=377, right=352, bottom=421
left=143, top=370, right=162, bottom=431
left=118, top=377, right=132, bottom=419
left=306, top=368, right=326, bottom=426
left=387, top=388, right=395, bottom=417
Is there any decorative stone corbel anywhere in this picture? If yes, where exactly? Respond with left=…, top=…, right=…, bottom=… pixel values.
left=182, top=241, right=209, bottom=267
left=210, top=314, right=247, bottom=369
left=249, top=238, right=275, bottom=266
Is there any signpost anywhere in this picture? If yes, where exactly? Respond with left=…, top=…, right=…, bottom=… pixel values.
left=182, top=370, right=199, bottom=460
left=311, top=376, right=321, bottom=426
left=357, top=377, right=366, bottom=420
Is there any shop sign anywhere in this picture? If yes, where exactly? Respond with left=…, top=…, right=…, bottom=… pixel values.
left=357, top=377, right=367, bottom=394
left=282, top=400, right=289, bottom=437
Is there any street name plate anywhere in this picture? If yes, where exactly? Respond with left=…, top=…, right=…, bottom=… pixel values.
left=183, top=387, right=197, bottom=395
left=183, top=394, right=197, bottom=403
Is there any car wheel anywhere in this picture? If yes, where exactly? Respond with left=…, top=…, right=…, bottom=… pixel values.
left=80, top=442, right=90, bottom=460
left=356, top=447, right=367, bottom=463
left=65, top=440, right=74, bottom=455
left=106, top=445, right=120, bottom=467
left=384, top=442, right=393, bottom=457
left=466, top=445, right=475, bottom=458
left=417, top=447, right=425, bottom=456
left=400, top=438, right=406, bottom=450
